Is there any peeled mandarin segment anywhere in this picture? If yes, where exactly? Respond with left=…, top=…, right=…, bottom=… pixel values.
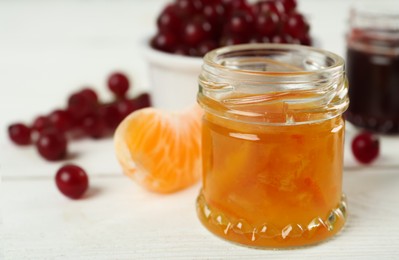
left=114, top=105, right=202, bottom=193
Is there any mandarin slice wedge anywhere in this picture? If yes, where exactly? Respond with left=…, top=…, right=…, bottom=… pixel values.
left=114, top=105, right=202, bottom=193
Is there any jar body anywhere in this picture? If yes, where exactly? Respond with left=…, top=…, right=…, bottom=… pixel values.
left=197, top=113, right=346, bottom=248
left=346, top=6, right=399, bottom=134
left=197, top=44, right=348, bottom=248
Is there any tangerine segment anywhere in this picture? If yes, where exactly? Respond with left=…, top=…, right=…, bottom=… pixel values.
left=114, top=105, right=202, bottom=193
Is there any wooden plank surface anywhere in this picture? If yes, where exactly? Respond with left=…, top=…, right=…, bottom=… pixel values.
left=2, top=167, right=399, bottom=259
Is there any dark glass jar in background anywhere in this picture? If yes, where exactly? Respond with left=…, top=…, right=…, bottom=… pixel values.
left=346, top=5, right=399, bottom=134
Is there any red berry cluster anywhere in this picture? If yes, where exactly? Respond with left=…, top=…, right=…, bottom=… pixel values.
left=8, top=72, right=151, bottom=161
left=151, top=0, right=311, bottom=57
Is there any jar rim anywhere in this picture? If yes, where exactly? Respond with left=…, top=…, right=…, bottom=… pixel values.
left=198, top=44, right=348, bottom=125
left=203, top=43, right=345, bottom=78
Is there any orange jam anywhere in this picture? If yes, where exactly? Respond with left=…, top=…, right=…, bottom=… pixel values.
left=196, top=44, right=349, bottom=248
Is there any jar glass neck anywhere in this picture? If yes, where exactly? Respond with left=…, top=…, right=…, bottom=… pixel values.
left=198, top=44, right=348, bottom=125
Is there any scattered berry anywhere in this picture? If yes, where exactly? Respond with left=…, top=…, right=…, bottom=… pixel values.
left=36, top=130, right=68, bottom=161
left=55, top=164, right=89, bottom=199
left=48, top=109, right=73, bottom=133
left=67, top=90, right=97, bottom=120
left=80, top=88, right=98, bottom=104
left=8, top=123, right=31, bottom=145
left=99, top=103, right=122, bottom=130
left=117, top=99, right=138, bottom=120
left=32, top=116, right=50, bottom=134
left=135, top=93, right=152, bottom=109
left=8, top=71, right=151, bottom=162
left=352, top=132, right=380, bottom=164
left=107, top=72, right=130, bottom=99
left=80, top=114, right=107, bottom=139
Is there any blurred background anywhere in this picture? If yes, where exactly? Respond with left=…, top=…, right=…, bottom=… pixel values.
left=0, top=0, right=377, bottom=133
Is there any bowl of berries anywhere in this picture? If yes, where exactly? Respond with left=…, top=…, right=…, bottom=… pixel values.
left=144, top=0, right=312, bottom=110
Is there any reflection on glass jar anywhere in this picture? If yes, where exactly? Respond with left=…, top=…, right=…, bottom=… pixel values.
left=196, top=44, right=349, bottom=248
left=346, top=5, right=399, bottom=134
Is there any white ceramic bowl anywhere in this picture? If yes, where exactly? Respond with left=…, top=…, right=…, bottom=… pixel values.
left=142, top=38, right=203, bottom=111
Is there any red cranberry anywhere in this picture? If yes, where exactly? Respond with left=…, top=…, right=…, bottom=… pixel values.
left=107, top=72, right=130, bottom=99
left=203, top=3, right=224, bottom=25
left=48, top=109, right=73, bottom=132
left=32, top=116, right=50, bottom=134
left=176, top=0, right=202, bottom=17
left=200, top=0, right=222, bottom=4
left=255, top=1, right=283, bottom=16
left=173, top=45, right=191, bottom=55
left=80, top=114, right=107, bottom=139
left=280, top=0, right=297, bottom=13
left=55, top=164, right=89, bottom=199
left=256, top=12, right=280, bottom=37
left=80, top=88, right=98, bottom=104
left=36, top=130, right=67, bottom=161
left=352, top=132, right=380, bottom=164
left=8, top=123, right=31, bottom=145
left=251, top=35, right=271, bottom=43
left=117, top=99, right=138, bottom=120
left=223, top=0, right=250, bottom=15
left=151, top=31, right=178, bottom=53
left=271, top=34, right=293, bottom=43
left=283, top=12, right=309, bottom=39
left=134, top=93, right=152, bottom=109
left=220, top=34, right=248, bottom=46
left=299, top=34, right=312, bottom=46
left=227, top=10, right=254, bottom=37
left=197, top=40, right=218, bottom=56
left=183, top=18, right=212, bottom=46
left=99, top=103, right=122, bottom=130
left=157, top=4, right=183, bottom=33
left=67, top=91, right=97, bottom=120
left=188, top=47, right=200, bottom=57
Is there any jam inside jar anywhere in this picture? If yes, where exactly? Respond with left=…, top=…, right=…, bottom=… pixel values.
left=346, top=6, right=399, bottom=134
left=196, top=44, right=349, bottom=248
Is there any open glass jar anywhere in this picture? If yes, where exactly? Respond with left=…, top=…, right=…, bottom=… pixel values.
left=196, top=44, right=349, bottom=248
left=346, top=5, right=399, bottom=134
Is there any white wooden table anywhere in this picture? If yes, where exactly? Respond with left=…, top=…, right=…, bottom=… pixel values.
left=1, top=0, right=399, bottom=259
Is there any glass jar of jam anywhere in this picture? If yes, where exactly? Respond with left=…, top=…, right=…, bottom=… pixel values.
left=196, top=44, right=349, bottom=248
left=346, top=6, right=399, bottom=134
